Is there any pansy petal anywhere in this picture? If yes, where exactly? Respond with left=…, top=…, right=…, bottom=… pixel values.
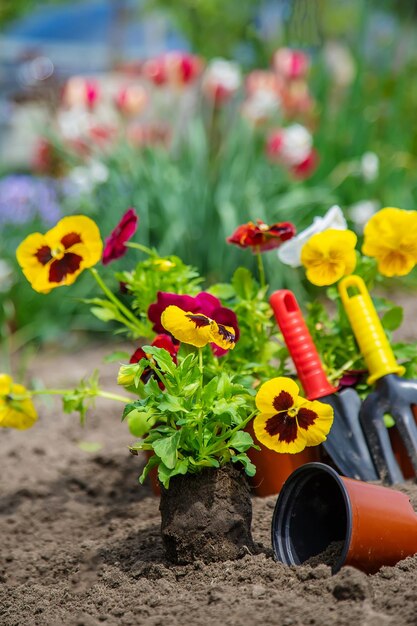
left=301, top=229, right=357, bottom=286
left=255, top=377, right=299, bottom=413
left=161, top=305, right=213, bottom=347
left=253, top=412, right=308, bottom=453
left=298, top=399, right=334, bottom=446
left=46, top=215, right=103, bottom=265
left=0, top=379, right=38, bottom=430
left=209, top=322, right=236, bottom=351
left=0, top=374, right=12, bottom=395
left=362, top=207, right=417, bottom=277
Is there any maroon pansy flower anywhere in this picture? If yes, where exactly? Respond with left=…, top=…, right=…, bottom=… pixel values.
left=227, top=220, right=296, bottom=253
left=130, top=334, right=179, bottom=388
left=337, top=369, right=366, bottom=391
left=102, top=208, right=138, bottom=265
left=148, top=292, right=199, bottom=334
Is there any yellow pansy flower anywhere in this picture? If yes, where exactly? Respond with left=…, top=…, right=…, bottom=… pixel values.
left=161, top=305, right=236, bottom=350
left=301, top=229, right=357, bottom=286
left=253, top=377, right=333, bottom=454
left=0, top=374, right=38, bottom=430
left=362, top=207, right=417, bottom=277
left=16, top=215, right=103, bottom=293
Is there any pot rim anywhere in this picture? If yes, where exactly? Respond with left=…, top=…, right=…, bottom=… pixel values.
left=270, top=462, right=353, bottom=573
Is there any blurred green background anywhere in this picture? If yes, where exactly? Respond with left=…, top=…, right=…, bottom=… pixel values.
left=2, top=0, right=417, bottom=356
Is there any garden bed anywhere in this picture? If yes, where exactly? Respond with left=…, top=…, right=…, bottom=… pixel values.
left=1, top=343, right=417, bottom=626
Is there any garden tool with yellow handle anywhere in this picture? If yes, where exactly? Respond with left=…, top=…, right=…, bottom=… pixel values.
left=270, top=290, right=378, bottom=481
left=339, top=274, right=417, bottom=484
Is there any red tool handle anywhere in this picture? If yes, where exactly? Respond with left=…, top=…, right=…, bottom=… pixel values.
left=269, top=290, right=337, bottom=400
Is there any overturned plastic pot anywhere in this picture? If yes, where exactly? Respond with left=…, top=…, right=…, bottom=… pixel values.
left=271, top=462, right=417, bottom=574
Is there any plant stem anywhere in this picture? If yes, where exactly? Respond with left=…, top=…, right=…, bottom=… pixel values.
left=125, top=242, right=155, bottom=256
left=89, top=267, right=143, bottom=333
left=204, top=409, right=257, bottom=455
left=197, top=348, right=204, bottom=448
left=28, top=388, right=131, bottom=403
left=256, top=250, right=266, bottom=289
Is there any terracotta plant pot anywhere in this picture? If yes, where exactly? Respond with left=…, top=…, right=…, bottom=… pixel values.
left=159, top=464, right=255, bottom=564
left=271, top=462, right=417, bottom=574
left=246, top=419, right=321, bottom=497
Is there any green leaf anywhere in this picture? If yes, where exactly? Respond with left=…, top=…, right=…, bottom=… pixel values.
left=232, top=267, right=254, bottom=299
left=90, top=306, right=118, bottom=322
left=143, top=346, right=176, bottom=375
left=158, top=395, right=189, bottom=414
left=208, top=283, right=236, bottom=300
left=153, top=431, right=181, bottom=469
left=103, top=351, right=131, bottom=363
left=231, top=453, right=256, bottom=476
left=228, top=430, right=254, bottom=452
left=381, top=306, right=403, bottom=332
left=157, top=462, right=172, bottom=489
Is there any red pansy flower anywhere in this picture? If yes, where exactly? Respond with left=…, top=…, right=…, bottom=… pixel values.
left=227, top=220, right=295, bottom=253
left=102, top=208, right=138, bottom=265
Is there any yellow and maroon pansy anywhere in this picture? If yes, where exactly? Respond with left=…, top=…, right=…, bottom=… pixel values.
left=16, top=215, right=103, bottom=293
left=253, top=377, right=333, bottom=454
left=0, top=374, right=38, bottom=430
left=161, top=305, right=236, bottom=350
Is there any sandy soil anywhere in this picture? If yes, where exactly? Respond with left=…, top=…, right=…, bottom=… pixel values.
left=1, top=342, right=417, bottom=626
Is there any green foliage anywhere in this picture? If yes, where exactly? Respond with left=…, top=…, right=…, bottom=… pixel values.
left=143, top=0, right=268, bottom=64
left=118, top=253, right=203, bottom=318
left=125, top=347, right=258, bottom=488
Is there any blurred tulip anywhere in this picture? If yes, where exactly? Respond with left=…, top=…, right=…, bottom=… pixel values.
left=273, top=48, right=310, bottom=80
left=126, top=123, right=171, bottom=148
left=266, top=124, right=313, bottom=167
left=142, top=51, right=203, bottom=87
left=115, top=83, right=148, bottom=117
left=245, top=70, right=282, bottom=96
left=62, top=76, right=100, bottom=110
left=202, top=58, right=242, bottom=104
left=281, top=79, right=314, bottom=116
left=324, top=41, right=356, bottom=88
left=241, top=90, right=281, bottom=125
left=360, top=151, right=379, bottom=183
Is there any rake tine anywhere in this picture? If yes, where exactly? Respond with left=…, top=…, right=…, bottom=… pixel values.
left=393, top=405, right=417, bottom=476
left=360, top=393, right=404, bottom=484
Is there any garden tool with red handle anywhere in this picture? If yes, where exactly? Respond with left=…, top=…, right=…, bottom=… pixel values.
left=270, top=290, right=378, bottom=481
left=339, top=274, right=417, bottom=484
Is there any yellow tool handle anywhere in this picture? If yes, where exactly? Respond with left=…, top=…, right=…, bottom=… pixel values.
left=338, top=275, right=405, bottom=385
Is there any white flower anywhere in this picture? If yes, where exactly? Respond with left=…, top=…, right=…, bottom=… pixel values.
left=361, top=152, right=379, bottom=182
left=202, top=58, right=242, bottom=99
left=323, top=42, right=356, bottom=87
left=349, top=200, right=380, bottom=232
left=279, top=124, right=312, bottom=166
left=241, top=89, right=280, bottom=123
left=66, top=160, right=108, bottom=195
left=277, top=205, right=348, bottom=267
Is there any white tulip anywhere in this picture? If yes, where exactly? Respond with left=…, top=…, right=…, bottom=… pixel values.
left=279, top=124, right=313, bottom=166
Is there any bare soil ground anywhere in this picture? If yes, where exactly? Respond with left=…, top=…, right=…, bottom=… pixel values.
left=1, top=335, right=417, bottom=626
